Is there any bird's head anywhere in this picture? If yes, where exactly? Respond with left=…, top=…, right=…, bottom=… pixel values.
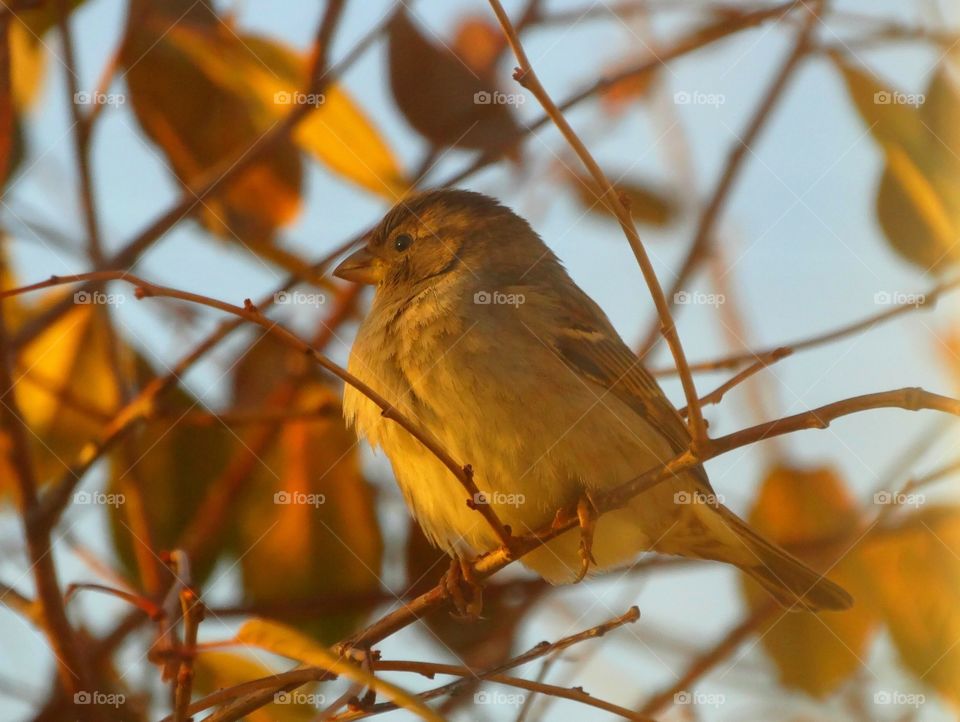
left=333, top=189, right=549, bottom=296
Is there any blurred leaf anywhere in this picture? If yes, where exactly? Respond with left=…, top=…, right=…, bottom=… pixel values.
left=740, top=465, right=879, bottom=697
left=599, top=62, right=656, bottom=112
left=165, top=28, right=406, bottom=200
left=107, top=355, right=233, bottom=586
left=833, top=57, right=960, bottom=272
left=860, top=507, right=960, bottom=708
left=0, top=296, right=125, bottom=496
left=236, top=619, right=443, bottom=722
left=568, top=172, right=676, bottom=227
left=15, top=0, right=87, bottom=37
left=195, top=652, right=319, bottom=721
left=122, top=1, right=404, bottom=249
left=231, top=338, right=382, bottom=643
left=121, top=6, right=303, bottom=244
left=389, top=9, right=522, bottom=154
left=452, top=16, right=503, bottom=75
left=10, top=22, right=46, bottom=109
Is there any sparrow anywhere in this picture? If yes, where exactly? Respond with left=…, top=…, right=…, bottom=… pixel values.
left=334, top=189, right=852, bottom=613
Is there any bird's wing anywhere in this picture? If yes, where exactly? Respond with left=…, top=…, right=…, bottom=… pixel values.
left=549, top=288, right=693, bottom=458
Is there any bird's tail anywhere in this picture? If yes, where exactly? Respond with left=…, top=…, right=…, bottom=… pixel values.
left=683, top=503, right=853, bottom=612
left=720, top=505, right=852, bottom=611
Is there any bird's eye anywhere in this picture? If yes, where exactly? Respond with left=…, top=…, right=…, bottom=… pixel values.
left=393, top=234, right=413, bottom=252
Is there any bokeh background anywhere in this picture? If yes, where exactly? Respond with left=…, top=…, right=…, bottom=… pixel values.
left=1, top=0, right=958, bottom=720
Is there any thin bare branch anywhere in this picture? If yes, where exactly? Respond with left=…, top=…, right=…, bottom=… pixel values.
left=641, top=0, right=820, bottom=354
left=487, top=0, right=708, bottom=446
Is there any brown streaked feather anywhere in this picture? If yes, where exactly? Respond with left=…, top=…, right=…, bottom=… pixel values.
left=550, top=288, right=714, bottom=488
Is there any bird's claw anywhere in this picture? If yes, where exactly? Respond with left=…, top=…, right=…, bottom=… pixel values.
left=443, top=556, right=484, bottom=620
left=574, top=494, right=598, bottom=583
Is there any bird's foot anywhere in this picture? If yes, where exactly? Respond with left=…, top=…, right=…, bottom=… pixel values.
left=442, top=556, right=484, bottom=621
left=573, top=493, right=598, bottom=583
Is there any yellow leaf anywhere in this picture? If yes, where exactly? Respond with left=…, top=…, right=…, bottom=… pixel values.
left=194, top=652, right=319, bottom=722
left=740, top=465, right=879, bottom=697
left=860, top=508, right=960, bottom=708
left=231, top=337, right=383, bottom=643
left=236, top=619, right=443, bottom=722
left=1, top=298, right=126, bottom=492
left=122, top=12, right=303, bottom=241
left=162, top=24, right=406, bottom=200
left=10, top=23, right=46, bottom=109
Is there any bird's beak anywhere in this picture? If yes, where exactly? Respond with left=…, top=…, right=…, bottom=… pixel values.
left=333, top=246, right=382, bottom=285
